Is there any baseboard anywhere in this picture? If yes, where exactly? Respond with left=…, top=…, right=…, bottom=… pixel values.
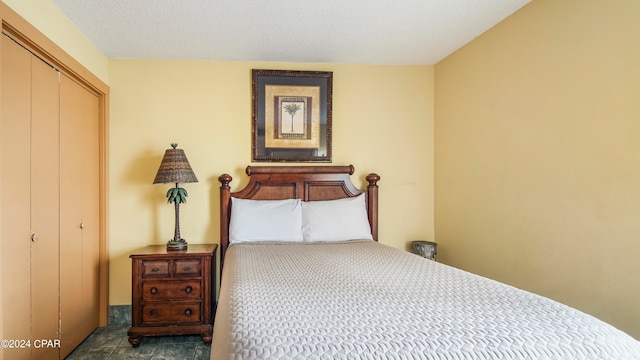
left=108, top=305, right=131, bottom=325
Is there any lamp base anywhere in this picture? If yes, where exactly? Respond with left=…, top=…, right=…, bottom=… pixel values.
left=166, top=240, right=188, bottom=251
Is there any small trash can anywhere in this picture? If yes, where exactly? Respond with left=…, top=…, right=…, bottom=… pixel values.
left=411, top=241, right=437, bottom=261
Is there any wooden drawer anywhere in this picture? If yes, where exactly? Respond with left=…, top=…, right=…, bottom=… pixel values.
left=175, top=259, right=201, bottom=276
left=142, top=302, right=202, bottom=324
left=142, top=281, right=201, bottom=301
left=141, top=260, right=170, bottom=278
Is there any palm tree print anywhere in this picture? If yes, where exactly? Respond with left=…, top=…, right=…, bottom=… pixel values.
left=283, top=103, right=302, bottom=132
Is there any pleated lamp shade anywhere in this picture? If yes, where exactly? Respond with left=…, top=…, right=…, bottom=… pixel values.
left=153, top=144, right=198, bottom=184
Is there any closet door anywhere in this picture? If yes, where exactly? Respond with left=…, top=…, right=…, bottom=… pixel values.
left=30, top=40, right=61, bottom=360
left=1, top=35, right=32, bottom=360
left=1, top=35, right=60, bottom=359
left=59, top=73, right=101, bottom=358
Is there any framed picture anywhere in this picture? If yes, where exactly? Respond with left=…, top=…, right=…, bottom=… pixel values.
left=252, top=69, right=333, bottom=162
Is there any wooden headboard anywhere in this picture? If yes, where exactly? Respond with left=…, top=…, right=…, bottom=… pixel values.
left=218, top=165, right=380, bottom=269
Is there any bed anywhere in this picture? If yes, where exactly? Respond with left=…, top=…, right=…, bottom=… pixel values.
left=211, top=165, right=640, bottom=359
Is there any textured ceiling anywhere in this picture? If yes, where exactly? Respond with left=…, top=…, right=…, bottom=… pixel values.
left=50, top=0, right=530, bottom=65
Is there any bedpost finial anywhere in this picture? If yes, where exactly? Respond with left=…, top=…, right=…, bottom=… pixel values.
left=366, top=173, right=380, bottom=186
left=219, top=174, right=233, bottom=189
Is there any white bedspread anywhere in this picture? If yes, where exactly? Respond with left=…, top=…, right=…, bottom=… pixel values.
left=211, top=241, right=640, bottom=359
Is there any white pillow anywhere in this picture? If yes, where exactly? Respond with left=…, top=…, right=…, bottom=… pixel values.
left=301, top=193, right=373, bottom=242
left=229, top=198, right=303, bottom=243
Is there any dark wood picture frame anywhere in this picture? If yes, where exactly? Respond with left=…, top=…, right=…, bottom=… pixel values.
left=252, top=69, right=333, bottom=162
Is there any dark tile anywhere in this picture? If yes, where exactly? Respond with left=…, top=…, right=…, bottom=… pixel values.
left=103, top=324, right=130, bottom=336
left=65, top=345, right=115, bottom=360
left=66, top=324, right=203, bottom=360
left=109, top=344, right=157, bottom=359
left=136, top=335, right=171, bottom=346
left=78, top=325, right=127, bottom=348
left=151, top=342, right=196, bottom=359
left=194, top=342, right=211, bottom=360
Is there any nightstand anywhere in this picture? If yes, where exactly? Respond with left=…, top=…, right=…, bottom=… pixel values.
left=127, top=244, right=217, bottom=347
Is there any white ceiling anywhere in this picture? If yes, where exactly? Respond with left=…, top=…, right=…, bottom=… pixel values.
left=50, top=0, right=530, bottom=65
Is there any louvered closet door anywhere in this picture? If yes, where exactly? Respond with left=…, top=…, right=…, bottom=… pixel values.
left=59, top=73, right=101, bottom=358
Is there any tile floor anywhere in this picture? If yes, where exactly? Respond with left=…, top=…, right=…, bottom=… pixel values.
left=65, top=324, right=211, bottom=360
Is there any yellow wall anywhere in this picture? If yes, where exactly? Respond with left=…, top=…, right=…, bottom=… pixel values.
left=435, top=0, right=640, bottom=338
left=1, top=0, right=435, bottom=309
left=2, top=0, right=435, bottom=309
left=108, top=60, right=434, bottom=304
left=1, top=0, right=109, bottom=83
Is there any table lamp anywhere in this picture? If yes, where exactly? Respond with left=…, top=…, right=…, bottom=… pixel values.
left=153, top=143, right=198, bottom=250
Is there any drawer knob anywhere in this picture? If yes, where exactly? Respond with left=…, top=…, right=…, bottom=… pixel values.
left=151, top=267, right=160, bottom=272
left=183, top=266, right=191, bottom=271
left=149, top=310, right=158, bottom=317
left=184, top=308, right=192, bottom=317
left=184, top=286, right=193, bottom=294
left=150, top=287, right=158, bottom=295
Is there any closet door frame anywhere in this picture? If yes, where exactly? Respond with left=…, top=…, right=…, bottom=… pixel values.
left=0, top=3, right=110, bottom=327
